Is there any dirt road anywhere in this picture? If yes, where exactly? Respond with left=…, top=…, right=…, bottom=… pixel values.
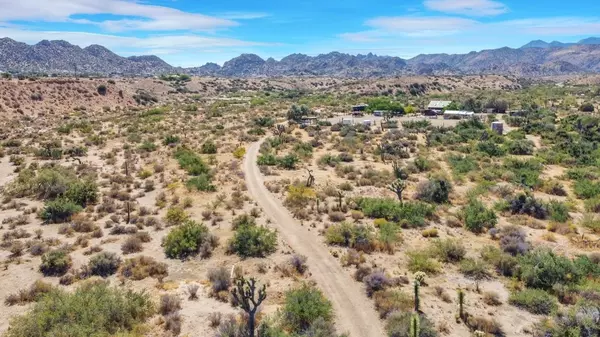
left=243, top=139, right=385, bottom=337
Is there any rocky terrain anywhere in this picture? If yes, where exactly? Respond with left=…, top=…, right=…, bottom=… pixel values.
left=1, top=37, right=600, bottom=77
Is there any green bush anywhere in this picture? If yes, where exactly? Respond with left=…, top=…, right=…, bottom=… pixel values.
left=459, top=258, right=491, bottom=280
left=186, top=174, right=216, bottom=192
left=138, top=141, right=157, bottom=152
left=282, top=284, right=333, bottom=333
left=507, top=139, right=535, bottom=155
left=200, top=140, right=217, bottom=154
left=462, top=199, right=497, bottom=233
left=407, top=251, right=440, bottom=274
left=574, top=179, right=600, bottom=199
left=277, top=154, right=300, bottom=170
left=504, top=158, right=543, bottom=188
left=5, top=282, right=154, bottom=337
left=257, top=153, right=278, bottom=166
left=174, top=148, right=210, bottom=176
left=163, top=135, right=180, bottom=146
left=509, top=289, right=557, bottom=315
left=88, top=252, right=121, bottom=277
left=431, top=239, right=466, bottom=263
left=547, top=200, right=570, bottom=223
left=477, top=141, right=506, bottom=157
left=356, top=198, right=435, bottom=227
left=163, top=220, right=215, bottom=259
left=447, top=154, right=479, bottom=175
left=41, top=198, right=83, bottom=223
left=64, top=180, right=98, bottom=207
left=325, top=222, right=376, bottom=253
left=40, top=250, right=72, bottom=276
left=415, top=176, right=452, bottom=204
left=228, top=224, right=277, bottom=258
left=509, top=193, right=548, bottom=219
left=518, top=248, right=582, bottom=290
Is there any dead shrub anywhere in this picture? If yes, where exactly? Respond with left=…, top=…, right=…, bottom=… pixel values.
left=121, top=236, right=143, bottom=254
left=159, top=294, right=181, bottom=315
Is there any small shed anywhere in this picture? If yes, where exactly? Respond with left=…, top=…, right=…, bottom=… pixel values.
left=443, top=110, right=474, bottom=120
left=300, top=116, right=318, bottom=126
left=342, top=118, right=353, bottom=125
left=427, top=101, right=452, bottom=113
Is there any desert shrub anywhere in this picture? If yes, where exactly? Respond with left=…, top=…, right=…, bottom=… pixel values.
left=138, top=141, right=157, bottom=152
left=431, top=239, right=466, bottom=263
left=459, top=258, right=491, bottom=280
left=447, top=154, right=479, bottom=175
left=39, top=250, right=72, bottom=276
left=462, top=199, right=497, bottom=233
left=580, top=102, right=595, bottom=112
left=186, top=174, right=216, bottom=192
left=97, top=85, right=107, bottom=95
left=355, top=198, right=435, bottom=227
left=574, top=179, right=600, bottom=199
left=119, top=256, right=168, bottom=280
left=509, top=289, right=557, bottom=315
left=4, top=282, right=154, bottom=337
left=174, top=147, right=210, bottom=176
left=164, top=206, right=189, bottom=226
left=88, top=252, right=121, bottom=277
left=257, top=153, right=278, bottom=166
left=508, top=193, right=548, bottom=219
left=373, top=290, right=412, bottom=319
left=481, top=246, right=520, bottom=277
left=580, top=213, right=600, bottom=233
left=159, top=294, right=181, bottom=315
left=504, top=158, right=543, bottom=188
left=541, top=180, right=567, bottom=196
left=547, top=200, right=570, bottom=223
left=318, top=154, right=341, bottom=167
left=518, top=248, right=582, bottom=290
left=415, top=176, right=452, bottom=204
left=40, top=198, right=82, bottom=223
left=233, top=147, right=246, bottom=159
left=163, top=135, right=180, bottom=146
left=207, top=267, right=231, bottom=293
left=499, top=225, right=529, bottom=255
left=228, top=223, right=277, bottom=258
left=4, top=280, right=54, bottom=306
left=407, top=251, right=440, bottom=274
left=507, top=139, right=535, bottom=155
left=477, top=141, right=506, bottom=157
left=466, top=316, right=503, bottom=336
left=325, top=222, right=376, bottom=253
left=363, top=270, right=390, bottom=297
left=278, top=154, right=299, bottom=170
left=63, top=180, right=98, bottom=207
left=385, top=312, right=437, bottom=337
left=538, top=299, right=600, bottom=336
left=282, top=284, right=333, bottom=333
left=201, top=140, right=217, bottom=154
left=121, top=236, right=143, bottom=254
left=483, top=291, right=502, bottom=306
left=285, top=184, right=316, bottom=209
left=163, top=220, right=216, bottom=259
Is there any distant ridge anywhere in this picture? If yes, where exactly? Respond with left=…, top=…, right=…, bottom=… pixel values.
left=1, top=37, right=600, bottom=77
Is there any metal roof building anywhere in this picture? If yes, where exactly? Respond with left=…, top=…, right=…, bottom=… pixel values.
left=427, top=101, right=453, bottom=110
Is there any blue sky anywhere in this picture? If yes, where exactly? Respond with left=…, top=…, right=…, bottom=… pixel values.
left=1, top=0, right=599, bottom=66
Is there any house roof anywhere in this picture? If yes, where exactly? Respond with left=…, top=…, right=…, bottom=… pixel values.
left=427, top=101, right=452, bottom=109
left=444, top=110, right=474, bottom=116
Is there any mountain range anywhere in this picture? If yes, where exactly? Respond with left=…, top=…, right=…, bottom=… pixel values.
left=1, top=37, right=600, bottom=77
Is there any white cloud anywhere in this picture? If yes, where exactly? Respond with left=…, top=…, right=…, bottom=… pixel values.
left=424, top=0, right=508, bottom=17
left=366, top=16, right=478, bottom=36
left=0, top=0, right=236, bottom=31
left=0, top=27, right=269, bottom=51
left=219, top=12, right=270, bottom=20
left=497, top=17, right=600, bottom=36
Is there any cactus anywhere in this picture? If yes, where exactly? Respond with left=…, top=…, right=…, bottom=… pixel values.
left=414, top=280, right=420, bottom=312
left=410, top=313, right=420, bottom=337
left=414, top=271, right=426, bottom=285
left=458, top=288, right=466, bottom=321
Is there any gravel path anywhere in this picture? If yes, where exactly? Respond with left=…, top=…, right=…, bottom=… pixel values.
left=243, top=138, right=385, bottom=337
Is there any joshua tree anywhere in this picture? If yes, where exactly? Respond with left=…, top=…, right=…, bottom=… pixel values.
left=387, top=179, right=407, bottom=203
left=336, top=191, right=344, bottom=210
left=125, top=201, right=132, bottom=224
left=392, top=161, right=408, bottom=180
left=414, top=280, right=421, bottom=312
left=306, top=169, right=315, bottom=187
left=457, top=288, right=466, bottom=321
left=378, top=141, right=386, bottom=163
left=231, top=277, right=267, bottom=337
left=410, top=313, right=420, bottom=337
